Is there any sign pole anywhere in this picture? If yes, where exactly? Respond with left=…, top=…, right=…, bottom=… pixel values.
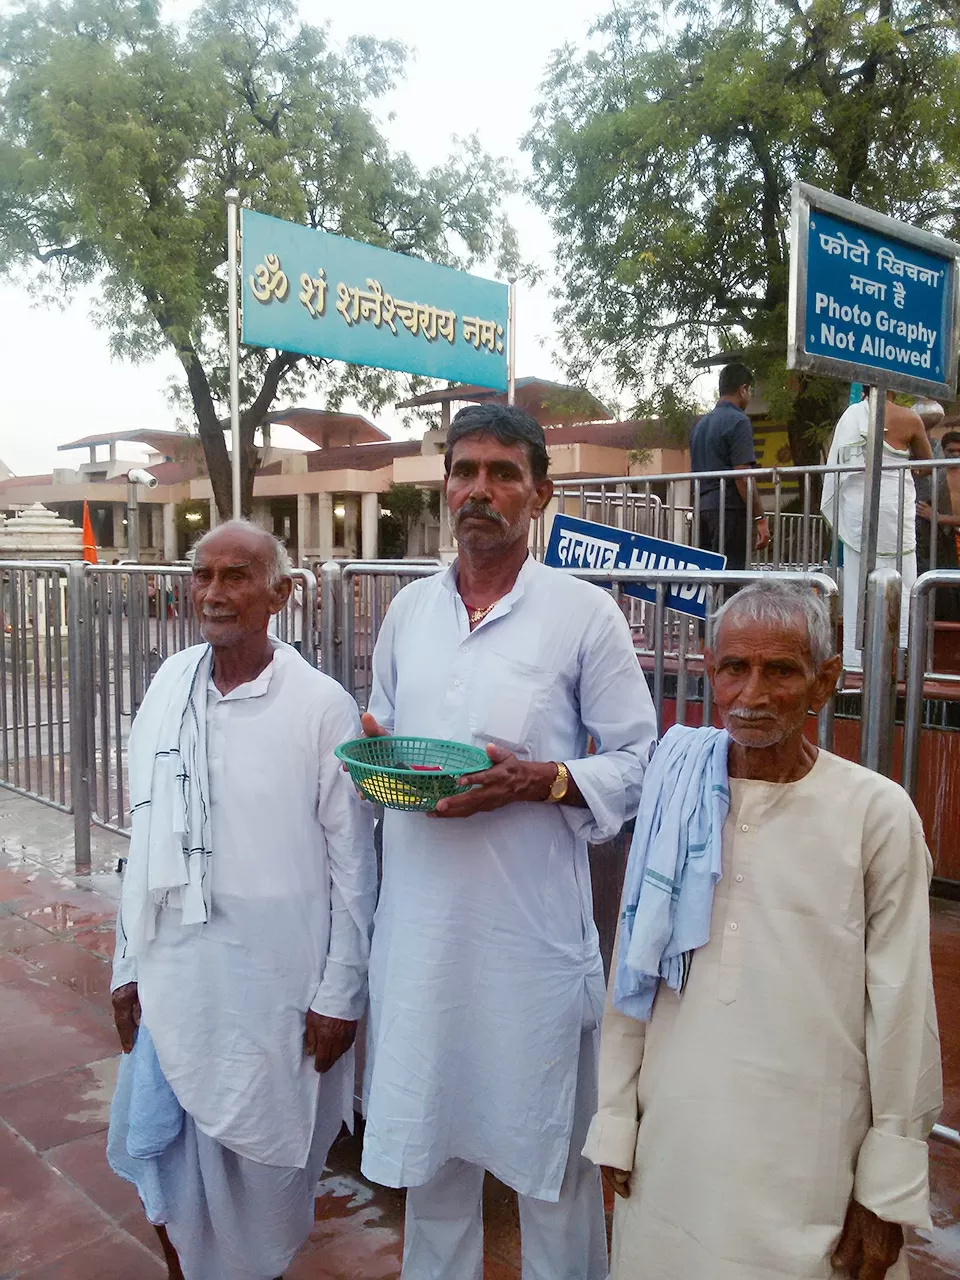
left=226, top=189, right=242, bottom=521
left=507, top=276, right=517, bottom=406
left=855, top=385, right=886, bottom=649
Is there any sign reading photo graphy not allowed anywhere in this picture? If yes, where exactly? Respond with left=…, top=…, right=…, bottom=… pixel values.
left=788, top=183, right=960, bottom=399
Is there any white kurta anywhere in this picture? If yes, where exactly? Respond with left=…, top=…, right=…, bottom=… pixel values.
left=360, top=557, right=657, bottom=1200
left=584, top=750, right=942, bottom=1280
left=112, top=645, right=377, bottom=1169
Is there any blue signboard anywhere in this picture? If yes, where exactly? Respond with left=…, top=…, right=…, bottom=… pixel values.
left=789, top=183, right=960, bottom=397
left=544, top=514, right=725, bottom=620
left=241, top=210, right=509, bottom=390
left=804, top=209, right=953, bottom=382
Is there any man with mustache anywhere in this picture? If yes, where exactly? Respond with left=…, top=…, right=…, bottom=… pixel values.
left=107, top=521, right=376, bottom=1279
left=585, top=579, right=941, bottom=1280
left=359, top=404, right=657, bottom=1278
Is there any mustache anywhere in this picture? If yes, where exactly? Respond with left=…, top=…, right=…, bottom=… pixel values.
left=728, top=709, right=777, bottom=722
left=454, top=501, right=508, bottom=529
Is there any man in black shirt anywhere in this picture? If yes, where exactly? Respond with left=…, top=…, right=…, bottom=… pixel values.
left=690, top=362, right=770, bottom=570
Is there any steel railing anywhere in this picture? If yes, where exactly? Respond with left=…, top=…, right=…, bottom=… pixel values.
left=903, top=569, right=960, bottom=799
left=538, top=456, right=960, bottom=584
left=0, top=561, right=318, bottom=864
left=328, top=561, right=839, bottom=746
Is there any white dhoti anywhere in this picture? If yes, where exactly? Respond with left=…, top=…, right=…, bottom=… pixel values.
left=402, top=1027, right=607, bottom=1280
left=821, top=400, right=917, bottom=670
left=841, top=545, right=916, bottom=668
left=110, top=1053, right=348, bottom=1280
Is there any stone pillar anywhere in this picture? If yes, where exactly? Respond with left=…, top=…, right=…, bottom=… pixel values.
left=318, top=494, right=334, bottom=561
left=343, top=496, right=360, bottom=559
left=163, top=503, right=177, bottom=562
left=296, top=493, right=309, bottom=566
left=208, top=497, right=219, bottom=530
left=361, top=492, right=379, bottom=560
left=251, top=500, right=272, bottom=533
left=115, top=502, right=127, bottom=551
left=438, top=490, right=457, bottom=562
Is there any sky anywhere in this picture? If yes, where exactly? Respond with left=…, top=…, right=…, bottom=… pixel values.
left=0, top=0, right=604, bottom=477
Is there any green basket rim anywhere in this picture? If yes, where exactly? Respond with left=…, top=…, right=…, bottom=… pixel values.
left=334, top=736, right=490, bottom=778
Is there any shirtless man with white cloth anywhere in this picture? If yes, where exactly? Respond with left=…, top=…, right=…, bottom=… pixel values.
left=820, top=390, right=932, bottom=668
left=107, top=521, right=376, bottom=1280
left=359, top=403, right=657, bottom=1279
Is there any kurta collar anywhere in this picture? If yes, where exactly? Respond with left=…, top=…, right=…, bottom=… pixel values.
left=444, top=553, right=539, bottom=633
left=208, top=643, right=283, bottom=702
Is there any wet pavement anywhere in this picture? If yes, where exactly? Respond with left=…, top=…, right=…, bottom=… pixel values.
left=0, top=786, right=958, bottom=1278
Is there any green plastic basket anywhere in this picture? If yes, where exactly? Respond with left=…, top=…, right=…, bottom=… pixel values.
left=335, top=736, right=491, bottom=811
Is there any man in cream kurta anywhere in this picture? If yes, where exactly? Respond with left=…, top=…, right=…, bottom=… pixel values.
left=108, top=522, right=376, bottom=1280
left=360, top=404, right=657, bottom=1279
left=585, top=579, right=942, bottom=1280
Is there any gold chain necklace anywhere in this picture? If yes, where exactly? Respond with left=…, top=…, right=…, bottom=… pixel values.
left=466, top=600, right=499, bottom=625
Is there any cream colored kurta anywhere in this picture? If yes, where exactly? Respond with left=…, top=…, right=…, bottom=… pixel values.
left=583, top=750, right=942, bottom=1280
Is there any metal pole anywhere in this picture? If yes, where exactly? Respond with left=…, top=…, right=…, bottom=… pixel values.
left=67, top=562, right=91, bottom=873
left=126, top=479, right=140, bottom=564
left=319, top=561, right=342, bottom=680
left=860, top=566, right=901, bottom=776
left=226, top=189, right=242, bottom=521
left=507, top=276, right=517, bottom=407
left=902, top=568, right=960, bottom=797
left=856, top=387, right=886, bottom=650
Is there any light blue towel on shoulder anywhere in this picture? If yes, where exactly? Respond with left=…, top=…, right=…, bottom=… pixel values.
left=107, top=1023, right=183, bottom=1222
left=614, top=724, right=730, bottom=1022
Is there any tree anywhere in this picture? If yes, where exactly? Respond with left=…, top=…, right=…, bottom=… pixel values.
left=383, top=482, right=427, bottom=555
left=524, top=0, right=960, bottom=466
left=0, top=0, right=516, bottom=515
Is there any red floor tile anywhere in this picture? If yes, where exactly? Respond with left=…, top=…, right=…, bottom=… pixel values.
left=71, top=923, right=117, bottom=959
left=940, top=1052, right=960, bottom=1133
left=16, top=1228, right=166, bottom=1277
left=0, top=950, right=30, bottom=983
left=482, top=1174, right=521, bottom=1270
left=0, top=1125, right=113, bottom=1272
left=117, top=1207, right=168, bottom=1260
left=0, top=975, right=117, bottom=1089
left=0, top=910, right=58, bottom=955
left=46, top=1129, right=143, bottom=1222
left=16, top=937, right=114, bottom=1005
left=6, top=879, right=116, bottom=936
left=0, top=1055, right=119, bottom=1151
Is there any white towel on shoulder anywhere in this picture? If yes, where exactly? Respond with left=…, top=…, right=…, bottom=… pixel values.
left=117, top=644, right=213, bottom=960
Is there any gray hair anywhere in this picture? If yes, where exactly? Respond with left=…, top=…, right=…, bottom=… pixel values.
left=711, top=579, right=836, bottom=667
left=193, top=519, right=292, bottom=586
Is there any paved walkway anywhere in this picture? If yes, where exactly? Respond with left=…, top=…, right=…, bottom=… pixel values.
left=0, top=787, right=958, bottom=1278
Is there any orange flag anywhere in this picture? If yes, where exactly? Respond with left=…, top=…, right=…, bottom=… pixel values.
left=82, top=501, right=98, bottom=565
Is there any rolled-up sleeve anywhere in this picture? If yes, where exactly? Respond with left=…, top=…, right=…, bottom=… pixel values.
left=853, top=791, right=942, bottom=1227
left=563, top=595, right=657, bottom=844
left=582, top=922, right=647, bottom=1171
left=310, top=691, right=378, bottom=1023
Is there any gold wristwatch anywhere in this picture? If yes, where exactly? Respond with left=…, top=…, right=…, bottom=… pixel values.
left=548, top=761, right=569, bottom=803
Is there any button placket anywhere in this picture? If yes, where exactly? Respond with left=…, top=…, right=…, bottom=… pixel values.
left=718, top=795, right=753, bottom=1004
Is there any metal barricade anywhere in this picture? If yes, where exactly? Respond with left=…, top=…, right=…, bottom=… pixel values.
left=543, top=456, right=960, bottom=587
left=0, top=561, right=82, bottom=817
left=330, top=560, right=839, bottom=746
left=903, top=569, right=960, bottom=799
left=337, top=561, right=444, bottom=705
left=81, top=564, right=317, bottom=837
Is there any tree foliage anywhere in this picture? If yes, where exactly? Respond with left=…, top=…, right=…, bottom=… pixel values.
left=0, top=0, right=516, bottom=513
left=524, top=0, right=960, bottom=463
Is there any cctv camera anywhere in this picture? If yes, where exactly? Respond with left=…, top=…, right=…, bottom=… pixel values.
left=127, top=468, right=159, bottom=489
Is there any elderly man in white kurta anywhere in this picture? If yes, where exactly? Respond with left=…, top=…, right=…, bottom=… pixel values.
left=107, top=521, right=376, bottom=1280
left=585, top=579, right=941, bottom=1280
left=359, top=404, right=657, bottom=1280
